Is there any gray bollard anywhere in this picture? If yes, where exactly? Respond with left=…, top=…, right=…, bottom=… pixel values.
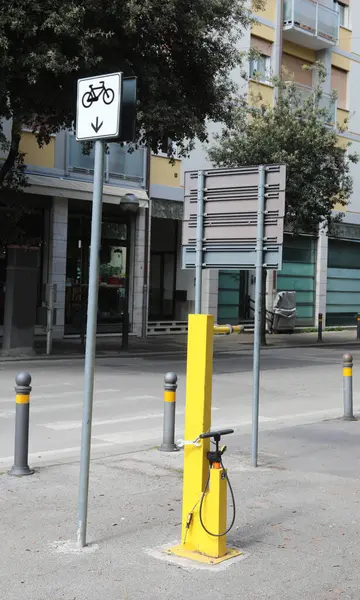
left=343, top=354, right=355, bottom=421
left=159, top=372, right=179, bottom=452
left=9, top=372, right=34, bottom=476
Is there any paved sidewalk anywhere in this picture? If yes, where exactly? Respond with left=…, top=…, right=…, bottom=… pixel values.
left=0, top=328, right=359, bottom=362
left=1, top=418, right=360, bottom=599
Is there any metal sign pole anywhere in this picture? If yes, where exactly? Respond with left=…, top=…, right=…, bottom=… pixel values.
left=251, top=165, right=266, bottom=468
left=195, top=170, right=205, bottom=314
left=77, top=139, right=105, bottom=547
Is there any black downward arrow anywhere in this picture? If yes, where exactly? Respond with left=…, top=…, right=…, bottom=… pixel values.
left=91, top=116, right=103, bottom=133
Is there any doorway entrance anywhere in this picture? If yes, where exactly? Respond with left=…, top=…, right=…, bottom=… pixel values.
left=149, top=252, right=176, bottom=320
left=65, top=210, right=130, bottom=334
left=217, top=270, right=249, bottom=324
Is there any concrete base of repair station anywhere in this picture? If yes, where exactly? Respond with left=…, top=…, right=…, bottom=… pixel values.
left=147, top=542, right=246, bottom=571
left=167, top=544, right=243, bottom=564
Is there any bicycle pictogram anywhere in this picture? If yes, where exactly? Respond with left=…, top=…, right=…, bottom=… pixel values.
left=82, top=81, right=115, bottom=108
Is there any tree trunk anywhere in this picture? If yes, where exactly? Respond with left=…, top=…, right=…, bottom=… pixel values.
left=0, top=117, right=22, bottom=186
left=261, top=268, right=267, bottom=346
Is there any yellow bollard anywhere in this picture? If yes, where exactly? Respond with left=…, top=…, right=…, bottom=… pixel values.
left=168, top=314, right=241, bottom=564
left=213, top=324, right=244, bottom=335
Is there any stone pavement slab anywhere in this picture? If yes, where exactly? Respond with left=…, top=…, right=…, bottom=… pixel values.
left=1, top=418, right=360, bottom=599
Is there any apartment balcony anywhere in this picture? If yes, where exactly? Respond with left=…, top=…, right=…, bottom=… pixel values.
left=294, top=82, right=337, bottom=124
left=67, top=134, right=146, bottom=187
left=283, top=0, right=340, bottom=50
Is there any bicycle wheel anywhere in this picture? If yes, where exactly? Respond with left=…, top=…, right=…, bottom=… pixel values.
left=103, top=88, right=115, bottom=105
left=82, top=92, right=93, bottom=108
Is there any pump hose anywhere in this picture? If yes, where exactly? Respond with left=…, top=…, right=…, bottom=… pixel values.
left=199, top=460, right=236, bottom=537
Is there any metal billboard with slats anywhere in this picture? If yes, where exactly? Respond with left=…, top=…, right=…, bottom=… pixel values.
left=182, top=164, right=286, bottom=270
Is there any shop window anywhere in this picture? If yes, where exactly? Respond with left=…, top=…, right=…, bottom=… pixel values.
left=65, top=214, right=130, bottom=334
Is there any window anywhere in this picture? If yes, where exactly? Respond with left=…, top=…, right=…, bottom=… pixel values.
left=249, top=54, right=271, bottom=82
left=331, top=66, right=348, bottom=110
left=334, top=1, right=350, bottom=28
left=67, top=133, right=145, bottom=184
left=155, top=138, right=179, bottom=158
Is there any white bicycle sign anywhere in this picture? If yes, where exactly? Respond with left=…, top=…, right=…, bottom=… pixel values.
left=82, top=81, right=115, bottom=108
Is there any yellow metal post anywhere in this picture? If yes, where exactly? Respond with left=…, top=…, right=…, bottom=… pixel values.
left=182, top=314, right=213, bottom=551
left=168, top=314, right=241, bottom=564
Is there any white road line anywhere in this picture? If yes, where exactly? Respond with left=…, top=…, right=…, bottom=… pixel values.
left=213, top=406, right=360, bottom=431
left=42, top=411, right=183, bottom=430
left=0, top=442, right=114, bottom=466
left=0, top=401, right=85, bottom=418
left=0, top=406, right=349, bottom=467
left=41, top=407, right=219, bottom=430
left=0, top=391, right=157, bottom=405
left=32, top=382, right=73, bottom=389
left=93, top=429, right=166, bottom=444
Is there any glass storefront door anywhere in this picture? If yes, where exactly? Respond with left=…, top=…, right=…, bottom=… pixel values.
left=65, top=213, right=130, bottom=334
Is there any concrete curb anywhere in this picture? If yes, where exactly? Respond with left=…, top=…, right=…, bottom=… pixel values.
left=0, top=339, right=359, bottom=364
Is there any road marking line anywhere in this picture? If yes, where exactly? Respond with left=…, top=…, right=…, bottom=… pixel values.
left=93, top=429, right=166, bottom=444
left=0, top=395, right=162, bottom=418
left=0, top=401, right=85, bottom=418
left=212, top=406, right=360, bottom=431
left=0, top=392, right=157, bottom=405
left=33, top=382, right=73, bottom=389
left=41, top=407, right=219, bottom=430
left=0, top=406, right=349, bottom=467
left=0, top=442, right=114, bottom=466
left=42, top=412, right=182, bottom=430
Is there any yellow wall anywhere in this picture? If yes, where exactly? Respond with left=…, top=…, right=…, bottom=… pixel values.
left=282, top=41, right=316, bottom=63
left=249, top=80, right=274, bottom=106
left=150, top=156, right=181, bottom=187
left=337, top=108, right=350, bottom=129
left=252, top=0, right=276, bottom=23
left=338, top=26, right=352, bottom=54
left=334, top=136, right=349, bottom=211
left=251, top=22, right=275, bottom=42
left=19, top=132, right=55, bottom=169
left=337, top=135, right=350, bottom=149
left=332, top=52, right=350, bottom=72
left=334, top=201, right=347, bottom=212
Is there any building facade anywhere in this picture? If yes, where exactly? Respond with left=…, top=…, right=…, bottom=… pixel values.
left=181, top=0, right=360, bottom=328
left=0, top=122, right=184, bottom=341
left=2, top=1, right=359, bottom=340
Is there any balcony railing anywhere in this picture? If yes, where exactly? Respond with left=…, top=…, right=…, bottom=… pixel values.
left=67, top=135, right=146, bottom=186
left=284, top=0, right=339, bottom=49
left=293, top=82, right=337, bottom=124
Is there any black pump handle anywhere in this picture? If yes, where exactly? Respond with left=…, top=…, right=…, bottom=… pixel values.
left=200, top=429, right=234, bottom=440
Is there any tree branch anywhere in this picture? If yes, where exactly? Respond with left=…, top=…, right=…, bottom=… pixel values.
left=0, top=117, right=21, bottom=186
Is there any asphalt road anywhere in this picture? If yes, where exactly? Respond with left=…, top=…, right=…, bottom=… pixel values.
left=0, top=345, right=358, bottom=469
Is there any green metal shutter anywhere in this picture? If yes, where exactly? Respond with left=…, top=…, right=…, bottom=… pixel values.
left=276, top=235, right=316, bottom=325
left=326, top=238, right=360, bottom=325
left=217, top=271, right=248, bottom=324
